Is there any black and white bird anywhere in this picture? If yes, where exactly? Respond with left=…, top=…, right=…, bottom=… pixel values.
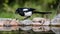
left=16, top=8, right=35, bottom=17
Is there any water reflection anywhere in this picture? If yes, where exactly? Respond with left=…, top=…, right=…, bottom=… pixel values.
left=19, top=26, right=32, bottom=31
left=51, top=27, right=60, bottom=34
left=0, top=26, right=60, bottom=34
left=0, top=26, right=19, bottom=31
left=20, top=26, right=60, bottom=34
left=32, top=26, right=50, bottom=32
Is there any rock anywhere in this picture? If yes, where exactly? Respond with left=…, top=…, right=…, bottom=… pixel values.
left=32, top=17, right=50, bottom=25
left=51, top=14, right=60, bottom=25
left=20, top=19, right=33, bottom=25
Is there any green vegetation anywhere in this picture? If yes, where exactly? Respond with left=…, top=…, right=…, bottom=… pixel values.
left=0, top=0, right=60, bottom=20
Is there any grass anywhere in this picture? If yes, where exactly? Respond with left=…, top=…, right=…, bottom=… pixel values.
left=0, top=12, right=24, bottom=20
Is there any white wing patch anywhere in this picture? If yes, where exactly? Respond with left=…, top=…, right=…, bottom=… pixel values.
left=24, top=11, right=32, bottom=16
left=23, top=9, right=28, bottom=11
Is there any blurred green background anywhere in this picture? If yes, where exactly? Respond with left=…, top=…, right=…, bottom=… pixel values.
left=0, top=0, right=60, bottom=20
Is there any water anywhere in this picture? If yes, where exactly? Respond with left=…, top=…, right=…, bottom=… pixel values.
left=0, top=26, right=60, bottom=34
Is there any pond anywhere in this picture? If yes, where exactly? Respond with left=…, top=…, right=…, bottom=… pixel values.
left=0, top=26, right=60, bottom=34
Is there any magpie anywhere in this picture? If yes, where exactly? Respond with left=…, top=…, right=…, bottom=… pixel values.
left=16, top=8, right=35, bottom=17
